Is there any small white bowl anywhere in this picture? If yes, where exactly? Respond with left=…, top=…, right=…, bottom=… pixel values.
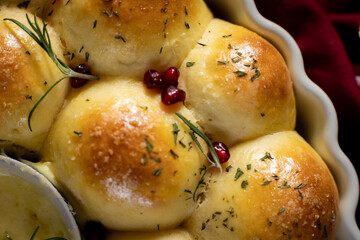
left=206, top=0, right=360, bottom=238
left=0, top=155, right=81, bottom=239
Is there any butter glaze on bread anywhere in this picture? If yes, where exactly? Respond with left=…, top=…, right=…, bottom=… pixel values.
left=0, top=7, right=68, bottom=153
left=46, top=0, right=213, bottom=77
left=106, top=228, right=193, bottom=240
left=184, top=131, right=339, bottom=240
left=41, top=77, right=206, bottom=230
left=179, top=19, right=296, bottom=146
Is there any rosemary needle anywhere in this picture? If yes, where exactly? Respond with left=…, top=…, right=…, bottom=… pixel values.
left=3, top=0, right=99, bottom=131
left=175, top=112, right=222, bottom=201
left=30, top=226, right=67, bottom=240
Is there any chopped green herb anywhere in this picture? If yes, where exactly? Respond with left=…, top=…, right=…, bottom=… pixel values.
left=179, top=140, right=186, bottom=148
left=201, top=222, right=206, bottom=230
left=73, top=130, right=82, bottom=137
left=225, top=165, right=233, bottom=172
left=251, top=68, right=261, bottom=81
left=25, top=50, right=31, bottom=55
left=272, top=175, right=280, bottom=180
left=172, top=123, right=180, bottom=144
left=151, top=156, right=161, bottom=163
left=185, top=22, right=190, bottom=29
left=113, top=11, right=119, bottom=17
left=260, top=152, right=273, bottom=161
left=246, top=164, right=251, bottom=170
left=93, top=20, right=97, bottom=29
left=184, top=6, right=188, bottom=15
left=145, top=137, right=153, bottom=153
left=228, top=43, right=233, bottom=49
left=163, top=18, right=168, bottom=32
left=262, top=180, right=271, bottom=186
left=278, top=206, right=285, bottom=214
left=85, top=52, right=90, bottom=62
left=102, top=10, right=110, bottom=17
left=267, top=218, right=273, bottom=227
left=25, top=95, right=32, bottom=100
left=234, top=70, right=247, bottom=77
left=197, top=42, right=206, bottom=46
left=261, top=112, right=265, bottom=117
left=278, top=181, right=291, bottom=189
left=217, top=60, right=229, bottom=65
left=115, top=35, right=126, bottom=42
left=186, top=62, right=195, bottom=67
left=223, top=34, right=232, bottom=38
left=234, top=168, right=243, bottom=181
left=184, top=189, right=192, bottom=194
left=170, top=149, right=179, bottom=158
left=297, top=189, right=303, bottom=199
left=153, top=168, right=163, bottom=176
left=241, top=180, right=248, bottom=189
left=294, top=183, right=307, bottom=189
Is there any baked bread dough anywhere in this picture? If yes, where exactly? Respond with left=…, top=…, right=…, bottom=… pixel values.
left=178, top=19, right=296, bottom=146
left=46, top=0, right=213, bottom=77
left=106, top=228, right=193, bottom=240
left=184, top=131, right=339, bottom=240
left=0, top=6, right=69, bottom=153
left=41, top=77, right=206, bottom=230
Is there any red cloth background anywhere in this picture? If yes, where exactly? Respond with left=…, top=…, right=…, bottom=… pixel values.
left=254, top=0, right=360, bottom=224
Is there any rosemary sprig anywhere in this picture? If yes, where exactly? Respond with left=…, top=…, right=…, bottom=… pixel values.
left=175, top=112, right=222, bottom=201
left=30, top=226, right=67, bottom=240
left=3, top=1, right=99, bottom=131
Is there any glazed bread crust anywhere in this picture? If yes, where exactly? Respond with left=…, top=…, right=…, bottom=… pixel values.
left=179, top=19, right=296, bottom=146
left=0, top=6, right=68, bottom=153
left=184, top=131, right=339, bottom=240
left=41, top=77, right=206, bottom=230
left=46, top=0, right=213, bottom=77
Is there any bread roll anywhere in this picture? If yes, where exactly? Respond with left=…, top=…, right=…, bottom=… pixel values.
left=41, top=77, right=206, bottom=230
left=46, top=0, right=213, bottom=77
left=178, top=19, right=296, bottom=146
left=106, top=228, right=193, bottom=240
left=184, top=131, right=339, bottom=240
left=0, top=0, right=49, bottom=13
left=0, top=7, right=69, bottom=153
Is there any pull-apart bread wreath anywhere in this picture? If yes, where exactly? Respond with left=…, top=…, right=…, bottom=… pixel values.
left=0, top=0, right=339, bottom=239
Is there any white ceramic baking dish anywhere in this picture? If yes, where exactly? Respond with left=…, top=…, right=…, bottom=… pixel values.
left=205, top=0, right=360, bottom=239
left=0, top=155, right=81, bottom=239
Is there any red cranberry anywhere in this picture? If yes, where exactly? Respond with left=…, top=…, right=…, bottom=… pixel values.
left=70, top=64, right=91, bottom=88
left=161, top=86, right=186, bottom=105
left=162, top=67, right=180, bottom=87
left=209, top=142, right=230, bottom=164
left=144, top=69, right=163, bottom=89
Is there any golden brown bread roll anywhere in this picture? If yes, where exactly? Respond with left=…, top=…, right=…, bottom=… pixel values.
left=0, top=6, right=69, bottom=153
left=184, top=131, right=339, bottom=240
left=41, top=77, right=206, bottom=230
left=45, top=0, right=213, bottom=77
left=0, top=0, right=48, bottom=13
left=106, top=228, right=193, bottom=240
left=178, top=19, right=296, bottom=146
